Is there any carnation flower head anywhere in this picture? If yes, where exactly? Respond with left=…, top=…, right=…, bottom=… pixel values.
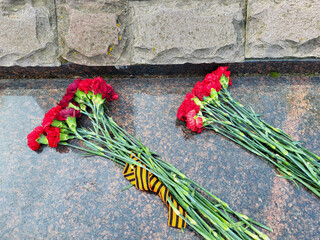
left=56, top=108, right=81, bottom=121
left=103, top=88, right=119, bottom=101
left=206, top=80, right=221, bottom=93
left=203, top=72, right=219, bottom=84
left=203, top=73, right=222, bottom=93
left=177, top=93, right=200, bottom=121
left=186, top=110, right=204, bottom=133
left=91, top=77, right=118, bottom=101
left=27, top=126, right=44, bottom=151
left=192, top=81, right=207, bottom=101
left=42, top=105, right=62, bottom=131
left=213, top=66, right=232, bottom=86
left=46, top=126, right=61, bottom=148
left=58, top=79, right=83, bottom=108
left=91, top=77, right=107, bottom=96
left=66, top=78, right=82, bottom=95
left=78, top=78, right=93, bottom=94
left=214, top=66, right=228, bottom=78
left=192, top=71, right=223, bottom=102
left=58, top=94, right=74, bottom=108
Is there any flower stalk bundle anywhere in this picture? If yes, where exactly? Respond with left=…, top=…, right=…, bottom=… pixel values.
left=28, top=77, right=271, bottom=240
left=177, top=67, right=320, bottom=198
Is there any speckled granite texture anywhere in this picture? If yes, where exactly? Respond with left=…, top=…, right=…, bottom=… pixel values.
left=0, top=76, right=319, bottom=239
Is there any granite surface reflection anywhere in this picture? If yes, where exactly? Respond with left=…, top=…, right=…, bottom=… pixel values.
left=0, top=76, right=319, bottom=240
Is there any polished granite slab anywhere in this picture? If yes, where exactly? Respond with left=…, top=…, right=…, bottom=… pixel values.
left=0, top=75, right=319, bottom=240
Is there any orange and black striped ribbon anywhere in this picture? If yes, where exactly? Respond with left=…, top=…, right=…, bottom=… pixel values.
left=123, top=153, right=187, bottom=228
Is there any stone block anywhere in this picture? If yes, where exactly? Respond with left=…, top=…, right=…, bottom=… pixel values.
left=57, top=1, right=129, bottom=65
left=246, top=0, right=320, bottom=59
left=130, top=1, right=245, bottom=64
left=0, top=1, right=59, bottom=66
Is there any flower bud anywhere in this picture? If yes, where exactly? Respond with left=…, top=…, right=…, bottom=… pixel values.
left=59, top=133, right=73, bottom=141
left=66, top=116, right=77, bottom=132
left=37, top=134, right=48, bottom=145
left=51, top=119, right=68, bottom=129
left=219, top=74, right=229, bottom=89
left=75, top=89, right=88, bottom=100
left=210, top=88, right=218, bottom=101
left=191, top=96, right=203, bottom=108
left=68, top=102, right=80, bottom=110
left=92, top=93, right=105, bottom=106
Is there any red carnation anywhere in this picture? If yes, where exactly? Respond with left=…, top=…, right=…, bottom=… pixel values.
left=42, top=105, right=62, bottom=131
left=91, top=77, right=119, bottom=101
left=192, top=80, right=221, bottom=101
left=206, top=80, right=221, bottom=93
left=192, top=81, right=207, bottom=101
left=56, top=108, right=81, bottom=121
left=27, top=126, right=44, bottom=151
left=192, top=73, right=222, bottom=101
left=58, top=79, right=83, bottom=108
left=46, top=126, right=61, bottom=148
left=214, top=66, right=228, bottom=78
left=66, top=78, right=82, bottom=95
left=91, top=77, right=106, bottom=95
left=104, top=89, right=119, bottom=101
left=58, top=93, right=74, bottom=108
left=186, top=110, right=203, bottom=133
left=177, top=93, right=200, bottom=121
left=203, top=73, right=222, bottom=91
left=78, top=78, right=92, bottom=94
left=203, top=72, right=219, bottom=84
left=213, top=66, right=232, bottom=86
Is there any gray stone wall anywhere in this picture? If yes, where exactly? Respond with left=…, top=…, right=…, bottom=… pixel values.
left=0, top=0, right=319, bottom=67
left=0, top=0, right=59, bottom=66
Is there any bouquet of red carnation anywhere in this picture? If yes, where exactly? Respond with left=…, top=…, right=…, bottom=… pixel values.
left=28, top=77, right=271, bottom=240
left=177, top=67, right=320, bottom=198
left=27, top=77, right=118, bottom=151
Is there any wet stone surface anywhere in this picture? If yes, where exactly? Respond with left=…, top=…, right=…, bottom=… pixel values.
left=0, top=76, right=319, bottom=239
